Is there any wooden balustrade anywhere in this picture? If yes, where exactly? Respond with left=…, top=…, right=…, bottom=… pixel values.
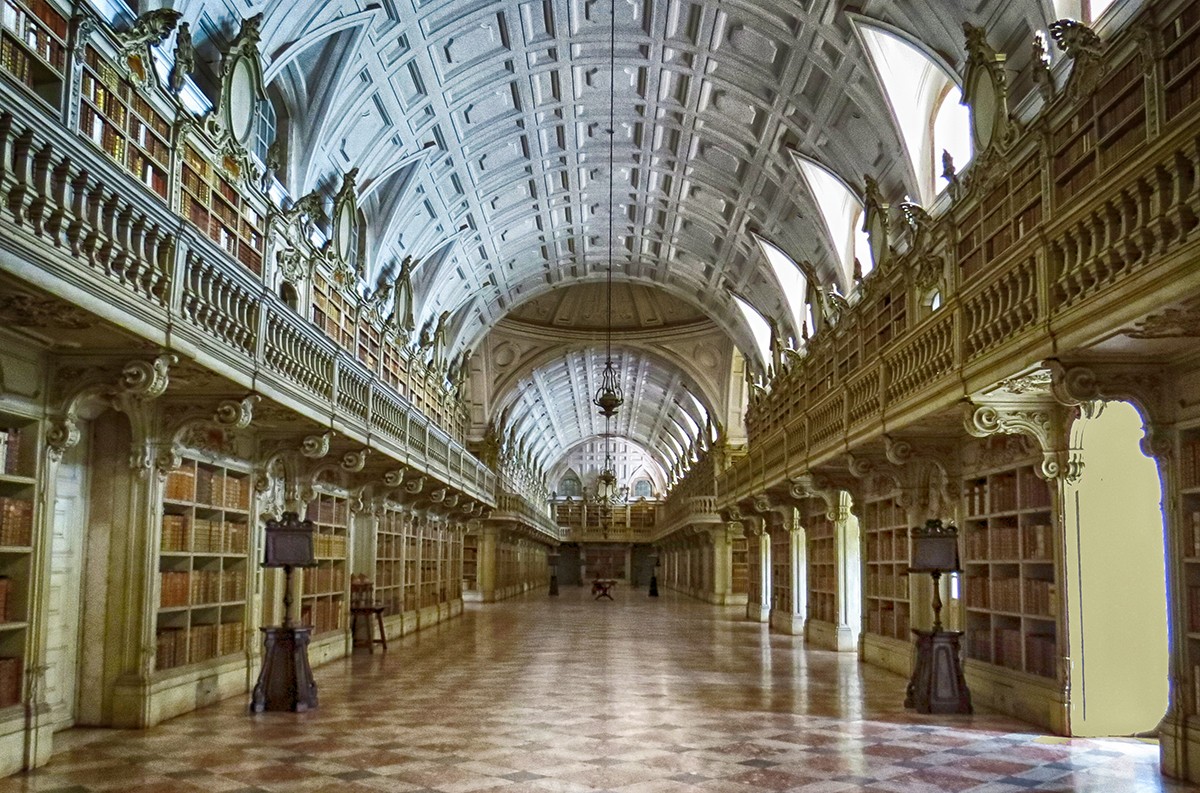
left=728, top=4, right=1200, bottom=502
left=0, top=97, right=496, bottom=506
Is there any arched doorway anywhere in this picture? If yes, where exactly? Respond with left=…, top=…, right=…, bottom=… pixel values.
left=1065, top=401, right=1168, bottom=736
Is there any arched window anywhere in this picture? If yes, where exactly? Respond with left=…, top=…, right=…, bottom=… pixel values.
left=558, top=473, right=581, bottom=498
left=1054, top=0, right=1117, bottom=24
left=731, top=294, right=772, bottom=367
left=632, top=478, right=653, bottom=499
left=855, top=21, right=973, bottom=203
left=788, top=155, right=875, bottom=286
left=279, top=281, right=299, bottom=311
left=753, top=234, right=817, bottom=341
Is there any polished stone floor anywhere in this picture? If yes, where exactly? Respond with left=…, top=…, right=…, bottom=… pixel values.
left=2, top=587, right=1194, bottom=792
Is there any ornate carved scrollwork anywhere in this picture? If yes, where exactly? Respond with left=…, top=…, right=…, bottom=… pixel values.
left=48, top=354, right=177, bottom=465
left=1047, top=359, right=1174, bottom=461
left=340, top=448, right=370, bottom=472
left=963, top=398, right=1081, bottom=482
left=300, top=432, right=331, bottom=459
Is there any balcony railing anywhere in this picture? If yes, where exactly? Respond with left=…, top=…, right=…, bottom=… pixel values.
left=0, top=90, right=496, bottom=504
left=721, top=4, right=1200, bottom=502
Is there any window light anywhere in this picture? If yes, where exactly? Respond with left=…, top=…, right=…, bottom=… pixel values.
left=732, top=294, right=771, bottom=366
left=789, top=155, right=874, bottom=286
left=933, top=86, right=971, bottom=186
left=856, top=23, right=972, bottom=203
left=752, top=234, right=813, bottom=340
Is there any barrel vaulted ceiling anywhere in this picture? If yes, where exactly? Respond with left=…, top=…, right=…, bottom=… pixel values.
left=173, top=0, right=1070, bottom=478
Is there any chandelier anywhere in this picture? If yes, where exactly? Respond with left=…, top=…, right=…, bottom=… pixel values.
left=591, top=0, right=623, bottom=420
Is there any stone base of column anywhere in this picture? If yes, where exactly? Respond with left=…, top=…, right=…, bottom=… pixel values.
left=747, top=602, right=770, bottom=622
left=1159, top=710, right=1200, bottom=783
left=769, top=610, right=805, bottom=635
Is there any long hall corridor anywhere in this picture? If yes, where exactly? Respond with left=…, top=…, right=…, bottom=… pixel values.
left=2, top=592, right=1188, bottom=793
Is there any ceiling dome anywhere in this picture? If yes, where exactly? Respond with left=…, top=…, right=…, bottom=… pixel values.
left=505, top=283, right=710, bottom=332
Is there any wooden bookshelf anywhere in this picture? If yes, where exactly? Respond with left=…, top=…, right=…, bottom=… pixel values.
left=312, top=272, right=356, bottom=353
left=462, top=532, right=477, bottom=593
left=380, top=340, right=411, bottom=400
left=419, top=529, right=438, bottom=608
left=1051, top=53, right=1145, bottom=206
left=770, top=528, right=790, bottom=614
left=0, top=413, right=39, bottom=709
left=0, top=0, right=67, bottom=108
left=157, top=458, right=251, bottom=671
left=180, top=144, right=265, bottom=275
left=962, top=459, right=1058, bottom=679
left=78, top=47, right=172, bottom=200
left=730, top=535, right=748, bottom=598
left=1179, top=426, right=1200, bottom=712
left=956, top=153, right=1043, bottom=278
left=863, top=495, right=911, bottom=642
left=806, top=501, right=836, bottom=624
left=375, top=505, right=404, bottom=616
left=301, top=491, right=348, bottom=636
left=862, top=285, right=907, bottom=360
left=1163, top=4, right=1200, bottom=123
left=403, top=515, right=419, bottom=611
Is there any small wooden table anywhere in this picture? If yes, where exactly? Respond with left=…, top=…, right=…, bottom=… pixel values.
left=591, top=579, right=617, bottom=600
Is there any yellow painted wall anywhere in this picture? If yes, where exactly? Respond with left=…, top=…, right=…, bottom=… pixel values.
left=1066, top=401, right=1168, bottom=736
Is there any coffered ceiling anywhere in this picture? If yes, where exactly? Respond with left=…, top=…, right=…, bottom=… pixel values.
left=174, top=0, right=1063, bottom=477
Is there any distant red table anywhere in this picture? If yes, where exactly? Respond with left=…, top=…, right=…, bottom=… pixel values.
left=591, top=579, right=617, bottom=600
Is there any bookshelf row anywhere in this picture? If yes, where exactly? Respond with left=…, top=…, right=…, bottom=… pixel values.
left=156, top=620, right=244, bottom=671
left=159, top=568, right=246, bottom=608
left=807, top=506, right=836, bottom=624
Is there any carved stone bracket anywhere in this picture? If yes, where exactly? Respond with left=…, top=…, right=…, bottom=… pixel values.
left=48, top=354, right=176, bottom=466
left=159, top=394, right=259, bottom=475
left=1047, top=359, right=1175, bottom=461
left=963, top=397, right=1081, bottom=482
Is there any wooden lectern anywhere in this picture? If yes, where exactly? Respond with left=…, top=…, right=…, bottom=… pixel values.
left=905, top=519, right=972, bottom=715
left=251, top=511, right=319, bottom=713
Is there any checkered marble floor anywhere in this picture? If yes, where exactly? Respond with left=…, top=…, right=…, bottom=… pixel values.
left=2, top=587, right=1194, bottom=793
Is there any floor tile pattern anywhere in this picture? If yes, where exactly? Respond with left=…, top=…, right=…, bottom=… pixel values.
left=1, top=588, right=1194, bottom=792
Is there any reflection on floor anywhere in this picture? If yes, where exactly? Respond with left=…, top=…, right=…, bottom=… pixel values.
left=2, top=587, right=1191, bottom=792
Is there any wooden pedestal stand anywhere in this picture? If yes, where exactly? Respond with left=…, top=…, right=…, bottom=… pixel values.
left=251, top=565, right=318, bottom=712
left=905, top=520, right=972, bottom=715
left=251, top=512, right=319, bottom=713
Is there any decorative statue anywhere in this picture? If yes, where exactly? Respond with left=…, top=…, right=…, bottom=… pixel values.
left=116, top=8, right=181, bottom=50
left=430, top=310, right=449, bottom=370
left=169, top=22, right=194, bottom=94
left=1049, top=19, right=1103, bottom=99
left=335, top=168, right=359, bottom=204
left=1031, top=34, right=1055, bottom=102
left=238, top=13, right=265, bottom=49
left=941, top=150, right=956, bottom=183
left=388, top=256, right=416, bottom=342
